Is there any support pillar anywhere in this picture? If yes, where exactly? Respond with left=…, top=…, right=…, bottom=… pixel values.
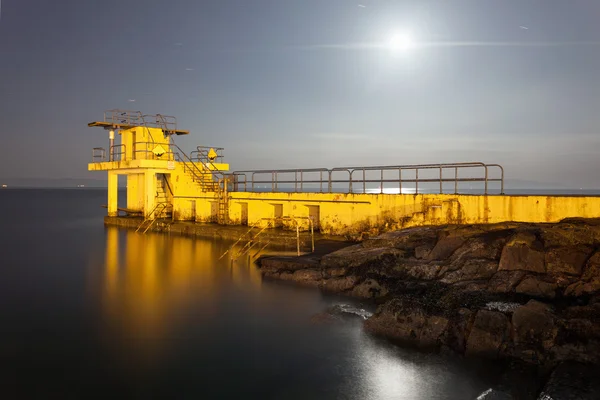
left=144, top=171, right=156, bottom=218
left=107, top=171, right=118, bottom=217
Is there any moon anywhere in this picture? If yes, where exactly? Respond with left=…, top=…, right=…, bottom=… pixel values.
left=388, top=34, right=415, bottom=52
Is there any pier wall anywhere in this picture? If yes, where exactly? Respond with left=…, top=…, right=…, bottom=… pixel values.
left=210, top=192, right=600, bottom=236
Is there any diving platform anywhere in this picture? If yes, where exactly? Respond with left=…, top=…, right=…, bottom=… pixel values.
left=87, top=109, right=600, bottom=237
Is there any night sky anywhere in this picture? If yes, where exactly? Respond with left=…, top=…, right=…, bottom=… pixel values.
left=1, top=0, right=599, bottom=187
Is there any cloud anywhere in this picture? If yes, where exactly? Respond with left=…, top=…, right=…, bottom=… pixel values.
left=311, top=133, right=367, bottom=140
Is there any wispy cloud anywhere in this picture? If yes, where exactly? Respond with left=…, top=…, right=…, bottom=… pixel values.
left=292, top=40, right=600, bottom=51
left=311, top=133, right=367, bottom=140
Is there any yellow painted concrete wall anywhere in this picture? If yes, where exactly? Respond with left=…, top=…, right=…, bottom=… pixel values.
left=91, top=157, right=600, bottom=236
left=219, top=192, right=600, bottom=236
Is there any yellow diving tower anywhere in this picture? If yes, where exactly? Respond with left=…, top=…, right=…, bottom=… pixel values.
left=88, top=109, right=600, bottom=237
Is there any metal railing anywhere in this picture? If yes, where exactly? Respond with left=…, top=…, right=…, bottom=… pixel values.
left=190, top=146, right=225, bottom=163
left=133, top=142, right=178, bottom=161
left=103, top=109, right=179, bottom=133
left=109, top=144, right=126, bottom=161
left=92, top=147, right=106, bottom=162
left=232, top=162, right=504, bottom=194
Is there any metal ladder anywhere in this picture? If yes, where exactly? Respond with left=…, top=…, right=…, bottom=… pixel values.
left=217, top=178, right=229, bottom=224
left=136, top=203, right=169, bottom=234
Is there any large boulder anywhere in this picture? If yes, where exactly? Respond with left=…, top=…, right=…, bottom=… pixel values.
left=498, top=232, right=545, bottom=273
left=511, top=300, right=557, bottom=363
left=565, top=251, right=600, bottom=297
left=515, top=277, right=557, bottom=299
left=545, top=246, right=592, bottom=276
left=465, top=310, right=510, bottom=359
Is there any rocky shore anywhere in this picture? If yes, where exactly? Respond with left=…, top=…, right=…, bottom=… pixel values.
left=258, top=218, right=600, bottom=398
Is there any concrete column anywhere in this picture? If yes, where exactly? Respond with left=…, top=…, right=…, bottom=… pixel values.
left=127, top=174, right=144, bottom=212
left=107, top=172, right=118, bottom=217
left=144, top=171, right=156, bottom=218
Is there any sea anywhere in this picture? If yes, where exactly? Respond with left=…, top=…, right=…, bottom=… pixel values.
left=0, top=188, right=530, bottom=399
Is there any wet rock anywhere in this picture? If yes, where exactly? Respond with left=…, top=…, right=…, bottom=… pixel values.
left=310, top=304, right=373, bottom=324
left=350, top=279, right=388, bottom=299
left=364, top=298, right=449, bottom=349
left=290, top=269, right=323, bottom=287
left=327, top=304, right=373, bottom=320
left=498, top=233, right=545, bottom=273
left=321, top=276, right=360, bottom=292
left=515, top=277, right=557, bottom=299
left=445, top=307, right=475, bottom=353
left=511, top=301, right=557, bottom=361
left=475, top=388, right=513, bottom=400
left=537, top=362, right=600, bottom=400
left=465, top=310, right=510, bottom=359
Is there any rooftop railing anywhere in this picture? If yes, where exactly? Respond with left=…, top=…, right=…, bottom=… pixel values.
left=232, top=162, right=504, bottom=195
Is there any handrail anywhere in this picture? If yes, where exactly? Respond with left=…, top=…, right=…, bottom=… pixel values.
left=232, top=162, right=504, bottom=195
left=109, top=144, right=126, bottom=161
left=92, top=147, right=106, bottom=162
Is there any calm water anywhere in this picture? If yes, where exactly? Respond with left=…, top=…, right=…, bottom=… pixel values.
left=0, top=189, right=503, bottom=399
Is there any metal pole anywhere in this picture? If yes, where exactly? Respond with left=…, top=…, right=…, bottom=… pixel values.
left=439, top=165, right=443, bottom=194
left=484, top=166, right=489, bottom=195
left=415, top=168, right=419, bottom=194
left=454, top=167, right=458, bottom=194
left=399, top=168, right=402, bottom=194
left=296, top=224, right=300, bottom=256
left=362, top=169, right=366, bottom=194
left=109, top=129, right=115, bottom=161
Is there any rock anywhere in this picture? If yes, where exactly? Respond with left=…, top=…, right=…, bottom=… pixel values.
left=498, top=232, right=545, bottom=273
left=393, top=260, right=442, bottom=280
left=465, top=310, right=510, bottom=359
left=537, top=362, right=600, bottom=400
left=450, top=233, right=510, bottom=263
left=364, top=298, right=449, bottom=349
left=445, top=307, right=475, bottom=353
left=415, top=244, right=434, bottom=259
left=540, top=224, right=600, bottom=248
left=321, top=246, right=405, bottom=270
left=545, top=246, right=592, bottom=276
left=511, top=300, right=557, bottom=361
left=440, top=259, right=498, bottom=284
left=475, top=388, right=513, bottom=400
left=326, top=267, right=348, bottom=278
left=426, top=235, right=465, bottom=260
left=488, top=271, right=527, bottom=293
left=515, top=277, right=557, bottom=299
left=362, top=226, right=438, bottom=250
left=290, top=269, right=323, bottom=286
left=350, top=279, right=388, bottom=298
left=322, top=276, right=360, bottom=292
